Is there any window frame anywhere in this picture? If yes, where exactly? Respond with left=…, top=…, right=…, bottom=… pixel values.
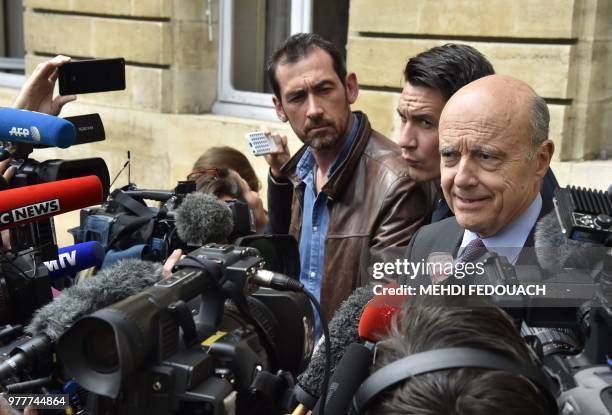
left=0, top=57, right=25, bottom=88
left=213, top=0, right=312, bottom=120
left=0, top=0, right=25, bottom=89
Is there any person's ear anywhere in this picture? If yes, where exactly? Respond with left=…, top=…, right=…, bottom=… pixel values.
left=534, top=139, right=554, bottom=179
left=272, top=96, right=287, bottom=122
left=345, top=72, right=359, bottom=104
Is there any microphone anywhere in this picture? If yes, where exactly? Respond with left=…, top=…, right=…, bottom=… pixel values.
left=312, top=343, right=373, bottom=415
left=174, top=192, right=234, bottom=245
left=43, top=241, right=105, bottom=280
left=294, top=285, right=375, bottom=409
left=358, top=283, right=407, bottom=342
left=0, top=175, right=103, bottom=231
left=0, top=108, right=76, bottom=148
left=0, top=259, right=162, bottom=381
left=534, top=211, right=602, bottom=273
left=311, top=287, right=407, bottom=414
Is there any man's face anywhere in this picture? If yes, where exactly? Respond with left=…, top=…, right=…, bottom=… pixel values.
left=396, top=83, right=446, bottom=182
left=439, top=91, right=543, bottom=238
left=272, top=47, right=358, bottom=150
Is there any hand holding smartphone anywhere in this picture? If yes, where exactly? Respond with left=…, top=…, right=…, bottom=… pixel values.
left=58, top=58, right=126, bottom=95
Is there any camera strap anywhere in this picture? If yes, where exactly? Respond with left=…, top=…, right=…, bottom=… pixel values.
left=106, top=189, right=156, bottom=249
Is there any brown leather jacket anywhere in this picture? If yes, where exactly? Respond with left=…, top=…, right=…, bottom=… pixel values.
left=272, top=112, right=434, bottom=320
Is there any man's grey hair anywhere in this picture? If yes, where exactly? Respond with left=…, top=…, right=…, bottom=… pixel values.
left=528, top=95, right=550, bottom=159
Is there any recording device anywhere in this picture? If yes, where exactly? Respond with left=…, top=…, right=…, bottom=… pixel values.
left=0, top=176, right=104, bottom=232
left=43, top=241, right=105, bottom=281
left=71, top=183, right=233, bottom=261
left=0, top=108, right=110, bottom=329
left=0, top=259, right=163, bottom=385
left=0, top=98, right=111, bottom=377
left=477, top=186, right=612, bottom=414
left=72, top=183, right=258, bottom=264
left=174, top=191, right=236, bottom=246
left=307, top=286, right=405, bottom=415
left=297, top=186, right=611, bottom=415
left=62, top=113, right=106, bottom=145
left=0, top=107, right=75, bottom=148
left=245, top=131, right=276, bottom=156
left=0, top=250, right=53, bottom=327
left=554, top=185, right=612, bottom=246
left=71, top=181, right=196, bottom=257
left=294, top=285, right=375, bottom=410
left=0, top=109, right=109, bottom=188
left=58, top=58, right=126, bottom=95
left=56, top=244, right=314, bottom=414
left=0, top=177, right=105, bottom=327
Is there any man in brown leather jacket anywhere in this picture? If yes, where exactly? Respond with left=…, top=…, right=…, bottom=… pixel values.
left=263, top=33, right=433, bottom=323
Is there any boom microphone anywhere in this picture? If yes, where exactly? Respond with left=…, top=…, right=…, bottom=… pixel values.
left=294, top=285, right=374, bottom=409
left=174, top=192, right=234, bottom=245
left=0, top=108, right=76, bottom=148
left=43, top=241, right=105, bottom=280
left=0, top=259, right=162, bottom=381
left=0, top=175, right=103, bottom=231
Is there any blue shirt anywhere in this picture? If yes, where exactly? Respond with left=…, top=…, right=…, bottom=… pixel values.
left=297, top=113, right=360, bottom=335
left=459, top=193, right=542, bottom=265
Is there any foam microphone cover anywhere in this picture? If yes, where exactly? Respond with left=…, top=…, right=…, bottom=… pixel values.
left=44, top=241, right=105, bottom=280
left=295, top=285, right=375, bottom=408
left=312, top=342, right=373, bottom=415
left=0, top=107, right=76, bottom=148
left=358, top=283, right=407, bottom=342
left=26, top=259, right=162, bottom=341
left=534, top=211, right=602, bottom=273
left=174, top=192, right=234, bottom=245
left=0, top=175, right=103, bottom=231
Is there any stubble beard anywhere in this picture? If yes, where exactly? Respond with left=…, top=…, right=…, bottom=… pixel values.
left=305, top=133, right=339, bottom=150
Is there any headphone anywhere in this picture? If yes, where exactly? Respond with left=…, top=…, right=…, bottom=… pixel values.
left=350, top=346, right=558, bottom=415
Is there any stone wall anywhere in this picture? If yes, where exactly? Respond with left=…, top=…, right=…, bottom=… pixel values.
left=24, top=0, right=219, bottom=113
left=1, top=0, right=610, bottom=245
left=349, top=0, right=612, bottom=161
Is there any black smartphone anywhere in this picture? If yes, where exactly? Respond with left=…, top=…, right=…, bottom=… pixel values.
left=58, top=58, right=126, bottom=95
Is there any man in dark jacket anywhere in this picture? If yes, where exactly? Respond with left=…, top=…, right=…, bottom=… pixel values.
left=404, top=75, right=555, bottom=270
left=397, top=44, right=559, bottom=222
left=264, top=33, right=433, bottom=321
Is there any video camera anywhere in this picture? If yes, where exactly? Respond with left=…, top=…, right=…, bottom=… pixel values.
left=49, top=244, right=314, bottom=414
left=478, top=185, right=612, bottom=414
left=70, top=181, right=196, bottom=261
left=70, top=180, right=257, bottom=263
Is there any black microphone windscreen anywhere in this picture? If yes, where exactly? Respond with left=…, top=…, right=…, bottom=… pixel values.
left=26, top=259, right=162, bottom=341
left=312, top=342, right=373, bottom=415
left=174, top=192, right=234, bottom=245
left=296, top=285, right=374, bottom=407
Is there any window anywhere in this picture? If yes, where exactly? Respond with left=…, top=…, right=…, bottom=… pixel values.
left=214, top=0, right=313, bottom=120
left=0, top=0, right=25, bottom=88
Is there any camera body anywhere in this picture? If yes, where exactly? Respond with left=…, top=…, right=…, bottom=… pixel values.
left=71, top=181, right=257, bottom=264
left=57, top=244, right=314, bottom=414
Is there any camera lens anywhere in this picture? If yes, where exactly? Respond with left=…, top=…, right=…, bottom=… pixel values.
left=83, top=322, right=119, bottom=373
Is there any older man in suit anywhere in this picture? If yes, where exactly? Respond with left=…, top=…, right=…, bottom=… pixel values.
left=404, top=74, right=555, bottom=267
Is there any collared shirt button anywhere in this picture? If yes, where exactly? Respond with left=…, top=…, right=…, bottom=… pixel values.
left=310, top=272, right=316, bottom=278
left=313, top=226, right=317, bottom=232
